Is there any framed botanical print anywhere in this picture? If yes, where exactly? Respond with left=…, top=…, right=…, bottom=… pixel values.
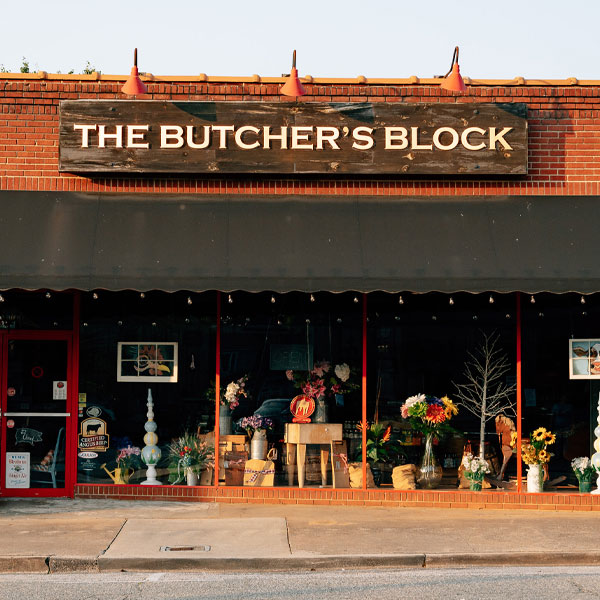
left=569, top=339, right=600, bottom=379
left=117, top=342, right=178, bottom=383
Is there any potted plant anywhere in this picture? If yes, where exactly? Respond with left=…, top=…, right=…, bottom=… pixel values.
left=461, top=452, right=491, bottom=491
left=571, top=456, right=598, bottom=493
left=100, top=445, right=142, bottom=485
left=521, top=427, right=555, bottom=493
left=400, top=394, right=459, bottom=489
left=168, top=432, right=214, bottom=486
left=239, top=415, right=273, bottom=460
left=355, top=422, right=402, bottom=486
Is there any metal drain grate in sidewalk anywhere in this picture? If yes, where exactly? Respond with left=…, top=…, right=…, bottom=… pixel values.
left=159, top=545, right=211, bottom=552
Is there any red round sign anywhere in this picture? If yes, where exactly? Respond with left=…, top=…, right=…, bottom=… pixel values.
left=6, top=419, right=14, bottom=429
left=290, top=394, right=315, bottom=423
left=7, top=387, right=15, bottom=397
left=31, top=366, right=44, bottom=379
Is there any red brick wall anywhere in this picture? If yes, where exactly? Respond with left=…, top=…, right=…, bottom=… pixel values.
left=2, top=78, right=600, bottom=196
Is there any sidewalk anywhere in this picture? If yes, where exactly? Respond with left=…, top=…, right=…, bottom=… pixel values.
left=1, top=497, right=600, bottom=573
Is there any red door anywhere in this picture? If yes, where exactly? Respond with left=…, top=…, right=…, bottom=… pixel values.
left=0, top=331, right=75, bottom=497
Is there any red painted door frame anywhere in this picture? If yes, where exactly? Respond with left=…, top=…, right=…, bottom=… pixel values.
left=0, top=329, right=76, bottom=498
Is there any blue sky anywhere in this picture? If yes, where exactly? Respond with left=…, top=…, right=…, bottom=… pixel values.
left=2, top=0, right=598, bottom=79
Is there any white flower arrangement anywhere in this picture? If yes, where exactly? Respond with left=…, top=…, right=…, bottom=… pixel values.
left=571, top=456, right=597, bottom=481
left=225, top=382, right=240, bottom=404
left=334, top=363, right=351, bottom=382
left=461, top=453, right=491, bottom=479
left=405, top=393, right=426, bottom=409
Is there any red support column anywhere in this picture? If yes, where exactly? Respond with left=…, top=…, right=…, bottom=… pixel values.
left=516, top=292, right=523, bottom=493
left=362, top=293, right=367, bottom=491
left=70, top=290, right=81, bottom=497
left=214, top=291, right=221, bottom=488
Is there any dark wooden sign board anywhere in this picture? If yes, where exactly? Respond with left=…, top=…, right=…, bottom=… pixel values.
left=59, top=101, right=527, bottom=175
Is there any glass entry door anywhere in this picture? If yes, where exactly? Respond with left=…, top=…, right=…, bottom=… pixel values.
left=0, top=332, right=74, bottom=497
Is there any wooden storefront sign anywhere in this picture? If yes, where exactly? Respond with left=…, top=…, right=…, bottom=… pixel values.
left=59, top=101, right=527, bottom=175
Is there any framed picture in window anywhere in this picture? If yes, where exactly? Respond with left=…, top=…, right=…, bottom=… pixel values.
left=569, top=339, right=600, bottom=379
left=117, top=342, right=178, bottom=383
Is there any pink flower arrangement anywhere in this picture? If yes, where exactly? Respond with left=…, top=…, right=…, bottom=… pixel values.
left=286, top=361, right=357, bottom=399
left=116, top=445, right=141, bottom=471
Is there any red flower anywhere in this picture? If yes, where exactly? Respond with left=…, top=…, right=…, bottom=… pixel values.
left=179, top=451, right=185, bottom=456
left=382, top=425, right=391, bottom=442
left=425, top=404, right=446, bottom=424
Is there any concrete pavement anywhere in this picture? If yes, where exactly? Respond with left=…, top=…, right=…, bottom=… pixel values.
left=1, top=498, right=599, bottom=573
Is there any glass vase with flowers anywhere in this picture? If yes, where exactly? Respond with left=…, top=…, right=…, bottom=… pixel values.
left=400, top=394, right=459, bottom=489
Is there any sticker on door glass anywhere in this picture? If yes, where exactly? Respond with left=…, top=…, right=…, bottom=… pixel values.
left=15, top=428, right=43, bottom=445
left=6, top=452, right=30, bottom=488
left=78, top=418, right=109, bottom=451
left=53, top=380, right=67, bottom=400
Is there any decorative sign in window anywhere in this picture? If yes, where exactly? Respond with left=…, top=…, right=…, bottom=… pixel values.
left=117, top=342, right=178, bottom=383
left=569, top=339, right=600, bottom=379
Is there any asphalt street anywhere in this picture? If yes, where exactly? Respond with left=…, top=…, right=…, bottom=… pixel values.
left=1, top=567, right=600, bottom=600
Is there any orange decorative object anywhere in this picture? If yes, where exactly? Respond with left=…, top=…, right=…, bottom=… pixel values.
left=290, top=394, right=315, bottom=423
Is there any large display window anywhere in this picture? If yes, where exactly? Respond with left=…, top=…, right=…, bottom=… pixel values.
left=71, top=289, right=598, bottom=493
left=76, top=291, right=216, bottom=485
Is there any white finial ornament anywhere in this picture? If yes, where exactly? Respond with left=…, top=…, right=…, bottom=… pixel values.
left=591, top=393, right=600, bottom=494
left=141, top=388, right=161, bottom=485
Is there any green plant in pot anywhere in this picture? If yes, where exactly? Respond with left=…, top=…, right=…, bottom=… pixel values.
left=167, top=431, right=214, bottom=485
left=355, top=422, right=402, bottom=485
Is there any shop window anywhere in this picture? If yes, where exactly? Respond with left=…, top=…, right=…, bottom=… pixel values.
left=219, top=292, right=361, bottom=488
left=522, top=293, right=596, bottom=486
left=77, top=291, right=216, bottom=486
left=367, top=292, right=517, bottom=490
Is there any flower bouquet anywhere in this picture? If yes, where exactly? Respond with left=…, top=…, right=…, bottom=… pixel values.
left=222, top=375, right=248, bottom=410
left=400, top=394, right=459, bottom=438
left=286, top=361, right=358, bottom=399
left=116, top=445, right=141, bottom=478
left=239, top=414, right=273, bottom=438
left=168, top=432, right=214, bottom=485
left=571, top=456, right=598, bottom=493
left=521, top=427, right=555, bottom=493
left=401, top=394, right=458, bottom=489
left=461, top=453, right=491, bottom=491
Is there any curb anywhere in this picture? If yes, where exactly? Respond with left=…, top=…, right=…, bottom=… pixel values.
left=3, top=551, right=600, bottom=573
left=47, top=556, right=99, bottom=573
left=425, top=552, right=600, bottom=568
left=97, top=554, right=427, bottom=572
left=0, top=556, right=48, bottom=574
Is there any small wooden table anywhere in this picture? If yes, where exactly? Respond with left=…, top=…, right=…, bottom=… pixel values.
left=284, top=423, right=343, bottom=488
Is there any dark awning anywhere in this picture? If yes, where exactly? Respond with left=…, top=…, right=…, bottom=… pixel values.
left=0, top=191, right=597, bottom=294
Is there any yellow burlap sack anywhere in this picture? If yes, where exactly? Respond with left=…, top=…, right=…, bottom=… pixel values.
left=348, top=462, right=376, bottom=488
left=392, top=464, right=417, bottom=490
left=243, top=448, right=276, bottom=487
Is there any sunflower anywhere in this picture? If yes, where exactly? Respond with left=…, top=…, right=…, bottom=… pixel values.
left=538, top=449, right=550, bottom=462
left=544, top=432, right=556, bottom=445
left=533, top=427, right=547, bottom=442
left=510, top=431, right=518, bottom=448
